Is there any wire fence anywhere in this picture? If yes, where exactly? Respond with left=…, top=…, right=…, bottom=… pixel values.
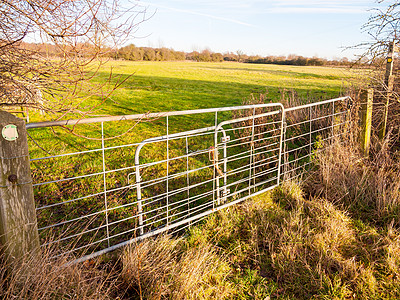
left=26, top=96, right=352, bottom=263
left=283, top=97, right=352, bottom=181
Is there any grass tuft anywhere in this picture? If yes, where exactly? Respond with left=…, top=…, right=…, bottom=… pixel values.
left=307, top=129, right=400, bottom=227
left=0, top=244, right=118, bottom=299
left=121, top=235, right=233, bottom=299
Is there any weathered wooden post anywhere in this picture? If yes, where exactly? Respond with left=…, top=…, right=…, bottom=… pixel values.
left=360, top=89, right=373, bottom=157
left=0, top=110, right=39, bottom=263
left=380, top=41, right=398, bottom=139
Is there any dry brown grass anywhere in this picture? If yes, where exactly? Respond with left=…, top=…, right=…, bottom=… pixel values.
left=0, top=244, right=118, bottom=300
left=186, top=178, right=400, bottom=299
left=2, top=144, right=398, bottom=299
left=121, top=235, right=234, bottom=300
left=306, top=129, right=400, bottom=227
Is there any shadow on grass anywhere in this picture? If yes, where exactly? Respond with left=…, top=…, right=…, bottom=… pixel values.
left=92, top=73, right=340, bottom=116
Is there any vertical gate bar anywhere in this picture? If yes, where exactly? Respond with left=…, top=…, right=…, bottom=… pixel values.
left=309, top=106, right=312, bottom=159
left=282, top=118, right=287, bottom=181
left=249, top=108, right=256, bottom=194
left=213, top=112, right=217, bottom=208
left=166, top=116, right=169, bottom=228
left=332, top=101, right=335, bottom=137
left=215, top=130, right=221, bottom=206
left=185, top=136, right=190, bottom=221
left=135, top=160, right=143, bottom=235
left=101, top=122, right=110, bottom=248
left=214, top=126, right=228, bottom=204
left=276, top=109, right=285, bottom=186
left=223, top=129, right=227, bottom=203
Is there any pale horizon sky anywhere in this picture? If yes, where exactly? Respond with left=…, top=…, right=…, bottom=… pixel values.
left=126, top=0, right=389, bottom=60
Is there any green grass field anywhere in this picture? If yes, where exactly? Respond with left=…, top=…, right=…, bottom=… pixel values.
left=28, top=60, right=356, bottom=175
left=89, top=61, right=353, bottom=117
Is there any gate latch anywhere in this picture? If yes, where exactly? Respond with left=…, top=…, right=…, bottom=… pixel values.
left=221, top=188, right=230, bottom=197
left=221, top=136, right=230, bottom=143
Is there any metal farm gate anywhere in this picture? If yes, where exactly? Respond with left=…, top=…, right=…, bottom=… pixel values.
left=26, top=96, right=352, bottom=262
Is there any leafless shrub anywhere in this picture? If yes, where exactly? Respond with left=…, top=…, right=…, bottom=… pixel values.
left=351, top=1, right=400, bottom=140
left=0, top=0, right=148, bottom=118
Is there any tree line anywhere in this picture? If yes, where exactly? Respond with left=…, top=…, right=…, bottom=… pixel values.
left=114, top=45, right=352, bottom=66
left=20, top=42, right=353, bottom=67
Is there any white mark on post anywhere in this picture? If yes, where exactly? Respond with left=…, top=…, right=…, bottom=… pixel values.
left=2, top=124, right=18, bottom=141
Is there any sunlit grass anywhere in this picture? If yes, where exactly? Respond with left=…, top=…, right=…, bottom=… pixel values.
left=88, top=61, right=355, bottom=117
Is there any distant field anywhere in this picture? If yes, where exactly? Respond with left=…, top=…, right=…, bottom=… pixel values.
left=89, top=61, right=355, bottom=117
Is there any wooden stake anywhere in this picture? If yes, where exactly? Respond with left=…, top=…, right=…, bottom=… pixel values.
left=380, top=75, right=395, bottom=139
left=360, top=89, right=373, bottom=157
left=380, top=41, right=397, bottom=139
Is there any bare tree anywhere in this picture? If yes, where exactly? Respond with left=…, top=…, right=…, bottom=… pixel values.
left=236, top=50, right=244, bottom=63
left=359, top=1, right=400, bottom=64
left=357, top=1, right=400, bottom=139
left=0, top=0, right=148, bottom=119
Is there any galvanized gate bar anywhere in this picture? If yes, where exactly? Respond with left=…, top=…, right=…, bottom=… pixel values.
left=213, top=108, right=283, bottom=204
left=26, top=103, right=289, bottom=129
left=26, top=97, right=352, bottom=264
left=134, top=125, right=218, bottom=235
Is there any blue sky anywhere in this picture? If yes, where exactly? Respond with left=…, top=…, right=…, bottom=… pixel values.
left=128, top=0, right=387, bottom=59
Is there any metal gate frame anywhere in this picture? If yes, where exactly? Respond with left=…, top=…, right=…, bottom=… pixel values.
left=25, top=97, right=352, bottom=263
left=132, top=106, right=284, bottom=237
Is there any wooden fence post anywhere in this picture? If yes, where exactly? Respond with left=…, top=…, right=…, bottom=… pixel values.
left=360, top=89, right=373, bottom=157
left=380, top=41, right=398, bottom=139
left=380, top=74, right=395, bottom=139
left=0, top=110, right=39, bottom=263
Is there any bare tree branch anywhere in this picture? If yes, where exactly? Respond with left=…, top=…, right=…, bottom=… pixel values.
left=352, top=0, right=400, bottom=137
left=0, top=0, right=148, bottom=120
